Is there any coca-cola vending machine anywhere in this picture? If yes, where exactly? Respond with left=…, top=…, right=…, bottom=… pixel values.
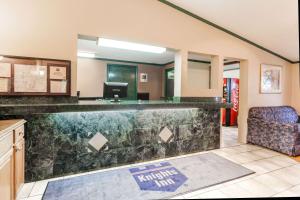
left=222, top=78, right=239, bottom=126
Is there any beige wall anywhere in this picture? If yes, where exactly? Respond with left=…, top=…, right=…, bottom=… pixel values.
left=0, top=0, right=295, bottom=143
left=161, top=61, right=212, bottom=97
left=187, top=61, right=210, bottom=91
left=77, top=58, right=163, bottom=100
left=137, top=64, right=163, bottom=100
left=291, top=63, right=300, bottom=114
left=77, top=58, right=107, bottom=97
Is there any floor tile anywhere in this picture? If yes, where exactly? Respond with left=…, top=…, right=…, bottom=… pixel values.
left=220, top=183, right=253, bottom=198
left=225, top=151, right=263, bottom=164
left=250, top=159, right=282, bottom=172
left=272, top=155, right=298, bottom=164
left=183, top=184, right=225, bottom=199
left=226, top=145, right=253, bottom=153
left=190, top=189, right=229, bottom=199
left=239, top=144, right=262, bottom=151
left=27, top=195, right=43, bottom=200
left=17, top=182, right=35, bottom=199
left=222, top=174, right=258, bottom=186
left=273, top=185, right=300, bottom=197
left=171, top=194, right=186, bottom=199
left=219, top=147, right=241, bottom=155
left=251, top=149, right=281, bottom=158
left=235, top=179, right=277, bottom=197
left=289, top=163, right=300, bottom=170
left=253, top=173, right=292, bottom=193
left=268, top=167, right=300, bottom=186
left=242, top=162, right=270, bottom=174
left=264, top=156, right=296, bottom=168
left=29, top=180, right=48, bottom=197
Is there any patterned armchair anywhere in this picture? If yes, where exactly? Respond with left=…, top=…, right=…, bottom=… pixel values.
left=247, top=106, right=300, bottom=156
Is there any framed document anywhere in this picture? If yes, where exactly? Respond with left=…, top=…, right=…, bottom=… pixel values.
left=0, top=78, right=10, bottom=92
left=50, top=80, right=67, bottom=93
left=50, top=66, right=66, bottom=80
left=0, top=63, right=11, bottom=77
left=14, top=64, right=47, bottom=93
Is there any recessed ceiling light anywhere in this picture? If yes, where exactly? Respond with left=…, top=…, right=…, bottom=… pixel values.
left=0, top=56, right=3, bottom=60
left=77, top=51, right=95, bottom=58
left=98, top=38, right=166, bottom=54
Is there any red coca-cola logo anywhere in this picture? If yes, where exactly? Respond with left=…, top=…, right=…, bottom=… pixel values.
left=231, top=81, right=239, bottom=113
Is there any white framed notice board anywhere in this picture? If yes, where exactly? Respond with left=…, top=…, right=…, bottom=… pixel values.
left=0, top=55, right=71, bottom=96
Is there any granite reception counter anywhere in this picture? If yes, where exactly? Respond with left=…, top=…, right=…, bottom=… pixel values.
left=0, top=99, right=231, bottom=182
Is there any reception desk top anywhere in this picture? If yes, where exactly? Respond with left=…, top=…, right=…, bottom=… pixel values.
left=0, top=99, right=232, bottom=115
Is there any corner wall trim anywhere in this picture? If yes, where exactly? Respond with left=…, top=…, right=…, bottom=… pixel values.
left=158, top=0, right=298, bottom=64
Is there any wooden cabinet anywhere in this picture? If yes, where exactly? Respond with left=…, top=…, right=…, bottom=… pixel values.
left=0, top=152, right=14, bottom=200
left=0, top=120, right=26, bottom=200
left=0, top=132, right=14, bottom=200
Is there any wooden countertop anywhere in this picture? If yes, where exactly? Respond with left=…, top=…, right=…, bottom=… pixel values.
left=0, top=119, right=26, bottom=137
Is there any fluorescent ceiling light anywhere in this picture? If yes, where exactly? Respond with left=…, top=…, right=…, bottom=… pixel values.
left=77, top=51, right=95, bottom=58
left=98, top=38, right=166, bottom=54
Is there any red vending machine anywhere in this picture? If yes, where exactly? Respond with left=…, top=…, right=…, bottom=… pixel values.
left=222, top=78, right=239, bottom=126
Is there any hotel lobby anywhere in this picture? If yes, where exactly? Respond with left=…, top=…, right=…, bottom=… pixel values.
left=0, top=0, right=299, bottom=199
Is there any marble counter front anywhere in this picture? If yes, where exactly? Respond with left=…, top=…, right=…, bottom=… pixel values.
left=0, top=99, right=231, bottom=182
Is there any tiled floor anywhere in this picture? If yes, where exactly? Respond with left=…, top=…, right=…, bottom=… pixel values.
left=18, top=127, right=300, bottom=199
left=221, top=126, right=240, bottom=148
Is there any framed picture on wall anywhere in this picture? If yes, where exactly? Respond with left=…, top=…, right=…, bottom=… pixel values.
left=140, top=73, right=148, bottom=82
left=260, top=64, right=282, bottom=94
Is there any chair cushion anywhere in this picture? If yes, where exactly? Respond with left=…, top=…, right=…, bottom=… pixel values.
left=248, top=107, right=275, bottom=121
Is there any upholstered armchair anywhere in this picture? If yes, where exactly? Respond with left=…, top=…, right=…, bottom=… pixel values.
left=247, top=106, right=300, bottom=156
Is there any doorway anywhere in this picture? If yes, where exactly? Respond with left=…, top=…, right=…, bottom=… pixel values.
left=221, top=59, right=241, bottom=147
left=165, top=67, right=174, bottom=98
left=107, top=64, right=137, bottom=100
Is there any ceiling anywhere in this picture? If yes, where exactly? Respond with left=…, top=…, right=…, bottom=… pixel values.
left=166, top=0, right=299, bottom=62
left=77, top=39, right=175, bottom=65
left=78, top=38, right=217, bottom=65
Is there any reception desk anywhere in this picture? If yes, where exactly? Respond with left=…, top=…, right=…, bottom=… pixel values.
left=0, top=98, right=231, bottom=182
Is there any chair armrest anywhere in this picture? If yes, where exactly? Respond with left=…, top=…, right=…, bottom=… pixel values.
left=267, top=120, right=298, bottom=132
left=248, top=118, right=300, bottom=156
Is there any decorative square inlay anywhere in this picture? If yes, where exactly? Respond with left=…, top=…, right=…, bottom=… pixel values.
left=88, top=132, right=108, bottom=151
left=159, top=127, right=173, bottom=143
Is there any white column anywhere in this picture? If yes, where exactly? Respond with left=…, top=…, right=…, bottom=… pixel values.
left=238, top=60, right=249, bottom=143
left=174, top=50, right=188, bottom=96
left=210, top=55, right=224, bottom=96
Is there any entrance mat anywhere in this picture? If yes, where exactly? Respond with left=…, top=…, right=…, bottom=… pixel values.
left=42, top=153, right=254, bottom=200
